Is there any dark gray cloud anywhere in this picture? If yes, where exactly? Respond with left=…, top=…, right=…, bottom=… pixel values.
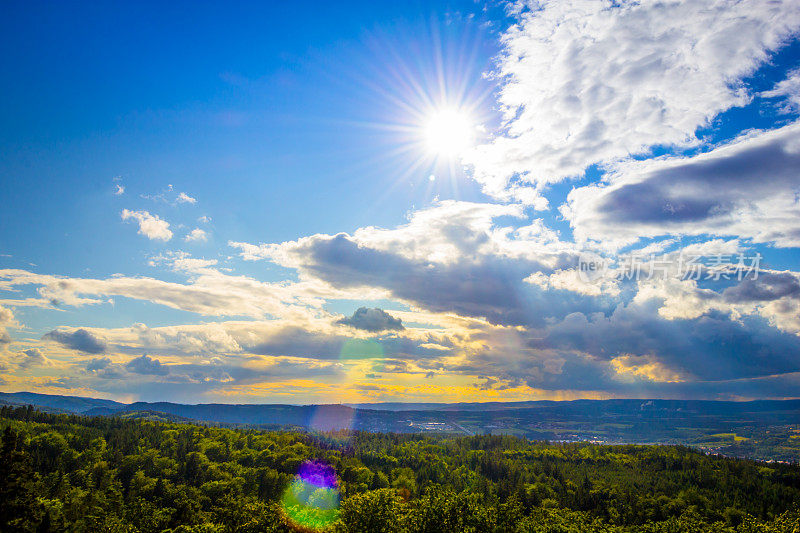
left=81, top=353, right=341, bottom=388
left=528, top=306, right=800, bottom=381
left=126, top=354, right=169, bottom=376
left=281, top=233, right=599, bottom=328
left=44, top=328, right=106, bottom=354
left=378, top=360, right=411, bottom=373
left=63, top=357, right=348, bottom=403
left=723, top=272, right=800, bottom=303
left=337, top=307, right=404, bottom=332
left=597, top=138, right=800, bottom=225
left=305, top=234, right=530, bottom=325
left=481, top=352, right=800, bottom=400
left=84, top=357, right=128, bottom=379
left=567, top=123, right=800, bottom=247
left=476, top=377, right=498, bottom=391
left=86, top=357, right=112, bottom=372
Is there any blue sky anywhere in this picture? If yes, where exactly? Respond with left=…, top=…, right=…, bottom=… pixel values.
left=2, top=0, right=800, bottom=404
left=1, top=1, right=500, bottom=322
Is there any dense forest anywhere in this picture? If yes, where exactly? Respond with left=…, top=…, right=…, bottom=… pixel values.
left=1, top=405, right=799, bottom=532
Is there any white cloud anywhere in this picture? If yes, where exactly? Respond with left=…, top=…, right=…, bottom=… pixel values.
left=761, top=68, right=800, bottom=113
left=677, top=239, right=744, bottom=258
left=185, top=228, right=208, bottom=242
left=121, top=209, right=173, bottom=241
left=0, top=261, right=366, bottom=320
left=524, top=269, right=620, bottom=297
left=0, top=304, right=16, bottom=328
left=0, top=304, right=16, bottom=346
left=177, top=192, right=197, bottom=204
left=150, top=252, right=217, bottom=274
left=464, top=0, right=800, bottom=202
left=233, top=200, right=573, bottom=268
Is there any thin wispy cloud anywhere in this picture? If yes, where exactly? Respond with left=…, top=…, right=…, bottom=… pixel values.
left=113, top=176, right=125, bottom=195
left=177, top=192, right=197, bottom=204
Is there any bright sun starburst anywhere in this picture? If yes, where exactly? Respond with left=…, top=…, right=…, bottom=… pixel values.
left=422, top=107, right=475, bottom=158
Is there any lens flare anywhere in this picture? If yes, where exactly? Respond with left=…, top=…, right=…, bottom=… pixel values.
left=281, top=460, right=340, bottom=531
left=340, top=338, right=384, bottom=362
left=307, top=338, right=386, bottom=433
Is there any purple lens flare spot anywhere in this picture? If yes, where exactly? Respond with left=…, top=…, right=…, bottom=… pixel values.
left=296, top=459, right=339, bottom=490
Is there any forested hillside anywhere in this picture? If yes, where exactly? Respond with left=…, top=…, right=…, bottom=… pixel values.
left=1, top=405, right=799, bottom=532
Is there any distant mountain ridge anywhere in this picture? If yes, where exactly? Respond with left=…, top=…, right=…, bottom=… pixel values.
left=87, top=401, right=357, bottom=429
left=0, top=392, right=361, bottom=430
left=4, top=391, right=800, bottom=426
left=0, top=391, right=125, bottom=414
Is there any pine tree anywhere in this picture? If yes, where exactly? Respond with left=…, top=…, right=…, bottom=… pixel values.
left=0, top=427, right=42, bottom=532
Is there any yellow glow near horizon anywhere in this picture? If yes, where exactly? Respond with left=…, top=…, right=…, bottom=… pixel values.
left=422, top=107, right=475, bottom=158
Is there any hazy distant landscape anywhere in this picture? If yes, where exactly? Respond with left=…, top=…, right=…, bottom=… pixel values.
left=4, top=392, right=799, bottom=463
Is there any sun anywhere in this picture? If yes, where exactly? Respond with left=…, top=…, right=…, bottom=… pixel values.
left=422, top=107, right=475, bottom=158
